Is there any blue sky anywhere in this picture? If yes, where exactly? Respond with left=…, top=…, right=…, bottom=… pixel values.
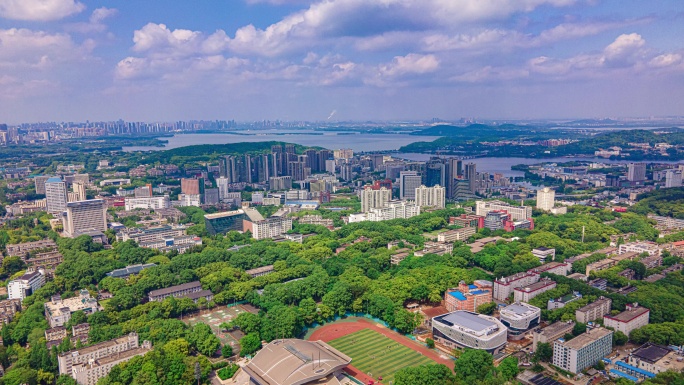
left=0, top=0, right=682, bottom=123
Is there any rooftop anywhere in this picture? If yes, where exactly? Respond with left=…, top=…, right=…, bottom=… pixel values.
left=631, top=343, right=670, bottom=364
left=148, top=281, right=202, bottom=298
left=515, top=279, right=556, bottom=293
left=203, top=210, right=245, bottom=220
left=501, top=303, right=541, bottom=319
left=420, top=305, right=449, bottom=319
left=536, top=321, right=575, bottom=336
left=606, top=305, right=649, bottom=323
left=434, top=311, right=504, bottom=338
left=243, top=339, right=351, bottom=385
left=560, top=327, right=612, bottom=350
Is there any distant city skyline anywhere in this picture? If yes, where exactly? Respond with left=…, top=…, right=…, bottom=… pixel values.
left=0, top=0, right=683, bottom=123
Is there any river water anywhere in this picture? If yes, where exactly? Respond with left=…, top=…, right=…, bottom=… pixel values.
left=123, top=131, right=440, bottom=153
left=123, top=131, right=682, bottom=177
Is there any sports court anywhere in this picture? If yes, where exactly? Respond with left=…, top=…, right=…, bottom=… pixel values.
left=183, top=305, right=252, bottom=348
left=328, top=328, right=435, bottom=385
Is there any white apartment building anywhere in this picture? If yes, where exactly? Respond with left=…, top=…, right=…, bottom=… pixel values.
left=46, top=177, right=68, bottom=214
left=603, top=303, right=650, bottom=337
left=553, top=327, right=613, bottom=374
left=62, top=200, right=107, bottom=238
left=177, top=193, right=201, bottom=207
left=72, top=183, right=87, bottom=202
left=366, top=201, right=420, bottom=222
left=415, top=185, right=445, bottom=209
left=58, top=332, right=147, bottom=376
left=618, top=242, right=661, bottom=256
left=576, top=297, right=612, bottom=323
left=8, top=270, right=45, bottom=301
left=476, top=200, right=532, bottom=221
left=71, top=340, right=152, bottom=385
left=437, top=227, right=476, bottom=243
left=536, top=188, right=555, bottom=211
left=124, top=196, right=170, bottom=211
left=245, top=217, right=293, bottom=240
left=493, top=271, right=540, bottom=302
left=514, top=279, right=557, bottom=303
left=361, top=186, right=391, bottom=212
left=117, top=225, right=186, bottom=244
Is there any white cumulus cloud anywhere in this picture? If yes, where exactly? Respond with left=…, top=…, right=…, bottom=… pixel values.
left=0, top=0, right=85, bottom=21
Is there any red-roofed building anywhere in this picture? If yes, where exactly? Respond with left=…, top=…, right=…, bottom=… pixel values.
left=444, top=280, right=493, bottom=312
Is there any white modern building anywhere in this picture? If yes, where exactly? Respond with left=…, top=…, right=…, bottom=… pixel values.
left=124, top=196, right=170, bottom=211
left=432, top=311, right=508, bottom=354
left=536, top=188, right=555, bottom=211
left=360, top=186, right=391, bottom=212
left=62, top=200, right=107, bottom=238
left=476, top=200, right=532, bottom=221
left=415, top=185, right=445, bottom=209
left=553, top=327, right=613, bottom=374
left=366, top=201, right=420, bottom=222
left=499, top=302, right=541, bottom=340
left=244, top=217, right=293, bottom=240
left=45, top=177, right=68, bottom=214
left=7, top=269, right=45, bottom=302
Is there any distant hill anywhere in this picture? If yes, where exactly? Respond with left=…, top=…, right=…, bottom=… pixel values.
left=411, top=123, right=536, bottom=137
left=141, top=141, right=312, bottom=164
left=562, top=118, right=620, bottom=126
left=554, top=129, right=684, bottom=156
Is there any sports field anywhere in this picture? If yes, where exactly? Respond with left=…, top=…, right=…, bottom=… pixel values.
left=328, top=328, right=435, bottom=385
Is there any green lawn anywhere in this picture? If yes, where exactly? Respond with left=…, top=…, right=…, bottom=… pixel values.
left=328, top=329, right=435, bottom=385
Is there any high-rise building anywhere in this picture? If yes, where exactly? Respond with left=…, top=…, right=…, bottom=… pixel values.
left=476, top=200, right=532, bottom=221
left=465, top=163, right=477, bottom=192
left=34, top=175, right=51, bottom=195
left=62, top=200, right=107, bottom=238
left=627, top=163, right=646, bottom=182
left=203, top=188, right=220, bottom=205
left=399, top=171, right=422, bottom=200
left=269, top=176, right=292, bottom=190
left=45, top=177, right=68, bottom=214
left=219, top=155, right=238, bottom=182
left=665, top=170, right=682, bottom=188
left=339, top=164, right=353, bottom=181
left=361, top=186, right=391, bottom=212
left=216, top=177, right=230, bottom=199
left=536, top=187, right=555, bottom=211
left=181, top=178, right=203, bottom=195
left=333, top=149, right=353, bottom=160
left=72, top=182, right=87, bottom=201
left=415, top=185, right=445, bottom=208
left=204, top=210, right=246, bottom=235
left=425, top=160, right=446, bottom=187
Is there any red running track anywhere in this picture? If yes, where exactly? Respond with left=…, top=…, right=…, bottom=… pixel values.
left=308, top=318, right=454, bottom=385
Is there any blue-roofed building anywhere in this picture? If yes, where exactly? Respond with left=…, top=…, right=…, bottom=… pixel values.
left=615, top=361, right=656, bottom=379
left=610, top=369, right=639, bottom=382
left=444, top=280, right=493, bottom=313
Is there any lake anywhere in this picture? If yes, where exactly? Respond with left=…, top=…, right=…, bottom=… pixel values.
left=123, top=131, right=440, bottom=153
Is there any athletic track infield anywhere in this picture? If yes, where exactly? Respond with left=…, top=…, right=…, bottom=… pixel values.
left=308, top=318, right=454, bottom=385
